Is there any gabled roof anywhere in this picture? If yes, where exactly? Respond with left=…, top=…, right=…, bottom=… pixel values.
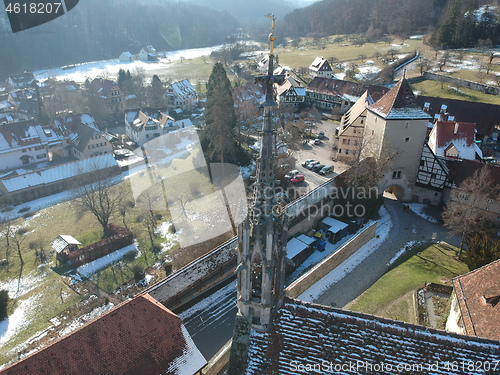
left=453, top=259, right=500, bottom=340
left=428, top=120, right=483, bottom=160
left=417, top=96, right=500, bottom=137
left=126, top=108, right=175, bottom=133
left=0, top=119, right=44, bottom=150
left=339, top=91, right=371, bottom=135
left=0, top=293, right=207, bottom=375
left=369, top=78, right=431, bottom=120
left=8, top=72, right=34, bottom=84
left=276, top=75, right=305, bottom=97
left=309, top=57, right=332, bottom=72
left=50, top=235, right=81, bottom=253
left=244, top=298, right=500, bottom=374
left=51, top=114, right=100, bottom=152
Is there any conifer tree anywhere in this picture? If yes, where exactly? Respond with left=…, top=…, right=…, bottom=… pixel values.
left=202, top=62, right=239, bottom=164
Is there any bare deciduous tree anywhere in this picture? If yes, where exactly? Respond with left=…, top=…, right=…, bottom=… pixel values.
left=75, top=170, right=123, bottom=238
left=442, top=166, right=498, bottom=258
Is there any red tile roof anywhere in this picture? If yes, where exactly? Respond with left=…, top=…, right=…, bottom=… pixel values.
left=1, top=293, right=206, bottom=375
left=433, top=121, right=476, bottom=148
left=242, top=298, right=500, bottom=374
left=453, top=259, right=500, bottom=340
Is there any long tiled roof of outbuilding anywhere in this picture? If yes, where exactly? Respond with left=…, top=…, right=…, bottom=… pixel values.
left=244, top=298, right=500, bottom=374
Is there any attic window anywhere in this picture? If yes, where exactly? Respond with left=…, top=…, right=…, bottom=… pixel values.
left=483, top=288, right=500, bottom=306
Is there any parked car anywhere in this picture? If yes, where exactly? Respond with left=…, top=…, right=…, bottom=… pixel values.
left=301, top=159, right=316, bottom=167
left=318, top=131, right=325, bottom=139
left=285, top=169, right=300, bottom=179
left=319, top=165, right=334, bottom=175
left=314, top=138, right=321, bottom=145
left=290, top=175, right=305, bottom=184
left=312, top=164, right=326, bottom=173
left=306, top=160, right=320, bottom=169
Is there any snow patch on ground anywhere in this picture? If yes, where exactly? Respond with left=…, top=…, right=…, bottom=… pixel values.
left=33, top=45, right=223, bottom=83
left=0, top=294, right=41, bottom=346
left=76, top=244, right=138, bottom=278
left=240, top=162, right=255, bottom=180
left=408, top=203, right=438, bottom=223
left=386, top=240, right=422, bottom=267
left=298, top=205, right=393, bottom=302
left=0, top=270, right=48, bottom=299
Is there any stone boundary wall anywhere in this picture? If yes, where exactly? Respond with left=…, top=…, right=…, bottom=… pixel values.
left=285, top=221, right=377, bottom=298
left=423, top=71, right=500, bottom=95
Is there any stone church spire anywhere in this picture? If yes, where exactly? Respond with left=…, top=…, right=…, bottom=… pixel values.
left=235, top=14, right=288, bottom=330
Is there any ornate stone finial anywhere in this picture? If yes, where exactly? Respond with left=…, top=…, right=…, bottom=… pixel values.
left=265, top=14, right=277, bottom=55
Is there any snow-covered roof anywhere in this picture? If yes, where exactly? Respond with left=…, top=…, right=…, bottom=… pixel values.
left=322, top=217, right=348, bottom=233
left=244, top=298, right=500, bottom=373
left=296, top=234, right=315, bottom=246
left=166, top=79, right=198, bottom=101
left=286, top=237, right=310, bottom=260
left=0, top=154, right=118, bottom=193
left=50, top=235, right=81, bottom=253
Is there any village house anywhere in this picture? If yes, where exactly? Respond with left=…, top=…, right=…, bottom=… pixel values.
left=125, top=108, right=193, bottom=146
left=139, top=45, right=158, bottom=62
left=164, top=79, right=199, bottom=113
left=337, top=91, right=377, bottom=162
left=51, top=113, right=113, bottom=160
left=119, top=51, right=134, bottom=62
left=428, top=120, right=483, bottom=160
left=7, top=88, right=36, bottom=111
left=275, top=73, right=306, bottom=107
left=89, top=78, right=125, bottom=113
left=305, top=77, right=387, bottom=115
left=0, top=153, right=120, bottom=205
left=0, top=293, right=207, bottom=375
left=308, top=56, right=333, bottom=79
left=0, top=119, right=50, bottom=170
left=8, top=72, right=35, bottom=89
left=446, top=259, right=500, bottom=341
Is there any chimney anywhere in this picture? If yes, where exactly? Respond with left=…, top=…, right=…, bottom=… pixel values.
left=454, top=122, right=459, bottom=135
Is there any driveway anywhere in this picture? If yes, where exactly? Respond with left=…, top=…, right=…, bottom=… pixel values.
left=313, top=197, right=461, bottom=308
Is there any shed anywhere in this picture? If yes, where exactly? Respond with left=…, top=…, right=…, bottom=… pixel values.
left=320, top=217, right=348, bottom=244
left=119, top=51, right=133, bottom=62
left=286, top=235, right=315, bottom=266
left=51, top=235, right=81, bottom=263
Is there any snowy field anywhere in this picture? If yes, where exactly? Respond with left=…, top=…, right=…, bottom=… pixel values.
left=297, top=205, right=393, bottom=302
left=33, top=45, right=223, bottom=83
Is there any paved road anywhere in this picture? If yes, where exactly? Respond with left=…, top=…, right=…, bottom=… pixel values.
left=314, top=197, right=461, bottom=308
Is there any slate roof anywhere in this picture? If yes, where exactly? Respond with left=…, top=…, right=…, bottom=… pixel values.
left=309, top=57, right=332, bottom=72
left=244, top=298, right=500, bottom=374
left=369, top=78, right=431, bottom=120
left=452, top=259, right=500, bottom=340
left=417, top=96, right=500, bottom=137
left=0, top=293, right=207, bottom=375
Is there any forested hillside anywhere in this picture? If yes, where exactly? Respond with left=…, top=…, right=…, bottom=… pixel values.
left=0, top=0, right=239, bottom=78
left=278, top=0, right=458, bottom=40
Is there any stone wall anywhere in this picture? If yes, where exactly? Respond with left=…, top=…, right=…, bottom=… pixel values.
left=423, top=72, right=500, bottom=96
left=285, top=221, right=377, bottom=298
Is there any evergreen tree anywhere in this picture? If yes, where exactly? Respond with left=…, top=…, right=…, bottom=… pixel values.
left=0, top=290, right=8, bottom=321
left=202, top=62, right=240, bottom=164
left=465, top=233, right=500, bottom=271
left=149, top=75, right=165, bottom=108
left=436, top=0, right=462, bottom=48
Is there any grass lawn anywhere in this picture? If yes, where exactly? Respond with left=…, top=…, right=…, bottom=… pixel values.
left=349, top=242, right=469, bottom=322
left=413, top=79, right=500, bottom=105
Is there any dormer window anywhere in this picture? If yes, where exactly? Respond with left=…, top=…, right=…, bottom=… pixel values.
left=483, top=288, right=500, bottom=307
